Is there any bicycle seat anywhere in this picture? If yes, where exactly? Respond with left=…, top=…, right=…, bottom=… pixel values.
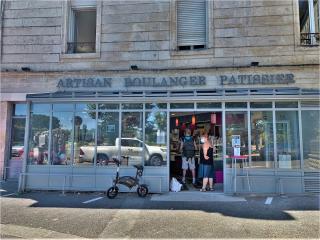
left=133, top=164, right=143, bottom=170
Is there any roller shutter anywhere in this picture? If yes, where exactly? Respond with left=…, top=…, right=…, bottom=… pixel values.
left=71, top=0, right=96, bottom=8
left=177, top=0, right=207, bottom=47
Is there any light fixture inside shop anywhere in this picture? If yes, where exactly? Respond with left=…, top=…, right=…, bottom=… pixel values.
left=175, top=118, right=179, bottom=127
left=191, top=115, right=196, bottom=125
left=211, top=113, right=216, bottom=124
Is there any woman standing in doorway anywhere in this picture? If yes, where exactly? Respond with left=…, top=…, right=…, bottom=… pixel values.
left=199, top=133, right=215, bottom=191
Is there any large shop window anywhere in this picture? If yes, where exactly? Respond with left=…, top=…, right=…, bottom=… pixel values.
left=299, top=0, right=319, bottom=46
left=302, top=110, right=320, bottom=169
left=28, top=104, right=51, bottom=165
left=121, top=112, right=143, bottom=166
left=74, top=104, right=96, bottom=165
left=275, top=111, right=301, bottom=169
left=51, top=104, right=73, bottom=165
left=250, top=111, right=274, bottom=168
left=226, top=112, right=248, bottom=167
left=177, top=0, right=207, bottom=50
left=9, top=104, right=26, bottom=178
left=145, top=108, right=167, bottom=166
left=96, top=111, right=119, bottom=166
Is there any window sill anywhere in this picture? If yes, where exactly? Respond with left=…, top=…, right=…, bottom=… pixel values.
left=170, top=48, right=214, bottom=57
left=60, top=52, right=100, bottom=60
left=294, top=44, right=320, bottom=52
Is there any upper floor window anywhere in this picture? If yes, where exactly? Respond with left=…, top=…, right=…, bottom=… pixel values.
left=299, top=0, right=320, bottom=46
left=177, top=0, right=207, bottom=50
left=67, top=0, right=97, bottom=54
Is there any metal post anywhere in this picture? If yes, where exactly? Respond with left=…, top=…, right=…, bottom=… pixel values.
left=62, top=175, right=67, bottom=195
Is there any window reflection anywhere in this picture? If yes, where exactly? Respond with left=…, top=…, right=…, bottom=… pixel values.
left=51, top=112, right=73, bottom=165
left=10, top=118, right=26, bottom=160
left=74, top=111, right=96, bottom=165
left=145, top=111, right=167, bottom=166
left=28, top=105, right=50, bottom=165
left=276, top=111, right=300, bottom=169
left=251, top=111, right=274, bottom=168
left=302, top=110, right=320, bottom=170
left=121, top=112, right=143, bottom=166
left=226, top=112, right=248, bottom=167
left=96, top=112, right=119, bottom=166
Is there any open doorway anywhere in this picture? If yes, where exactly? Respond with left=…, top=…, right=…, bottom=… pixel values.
left=169, top=112, right=223, bottom=192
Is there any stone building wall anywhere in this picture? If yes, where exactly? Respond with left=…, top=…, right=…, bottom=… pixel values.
left=0, top=0, right=319, bottom=72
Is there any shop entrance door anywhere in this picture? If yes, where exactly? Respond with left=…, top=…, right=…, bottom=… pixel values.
left=169, top=111, right=223, bottom=192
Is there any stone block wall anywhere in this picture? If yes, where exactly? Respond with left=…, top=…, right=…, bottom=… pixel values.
left=0, top=0, right=319, bottom=71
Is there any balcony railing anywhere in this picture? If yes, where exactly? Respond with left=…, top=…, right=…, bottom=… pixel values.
left=300, top=33, right=319, bottom=46
left=67, top=42, right=95, bottom=54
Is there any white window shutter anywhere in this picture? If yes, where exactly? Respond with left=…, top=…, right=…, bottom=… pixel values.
left=177, top=0, right=207, bottom=46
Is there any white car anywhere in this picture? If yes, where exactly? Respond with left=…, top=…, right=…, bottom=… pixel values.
left=79, top=138, right=166, bottom=166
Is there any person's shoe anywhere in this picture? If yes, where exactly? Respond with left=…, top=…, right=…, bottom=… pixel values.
left=200, top=188, right=206, bottom=192
left=209, top=188, right=215, bottom=191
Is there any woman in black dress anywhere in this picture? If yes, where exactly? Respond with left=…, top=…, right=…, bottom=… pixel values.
left=198, top=133, right=215, bottom=191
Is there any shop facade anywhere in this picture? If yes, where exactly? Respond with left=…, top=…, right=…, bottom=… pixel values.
left=0, top=0, right=319, bottom=194
left=1, top=66, right=319, bottom=194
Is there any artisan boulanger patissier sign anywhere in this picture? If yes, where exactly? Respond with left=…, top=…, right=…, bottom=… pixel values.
left=56, top=73, right=295, bottom=90
left=56, top=76, right=207, bottom=89
left=220, top=73, right=295, bottom=85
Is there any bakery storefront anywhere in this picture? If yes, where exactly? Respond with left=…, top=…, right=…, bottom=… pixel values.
left=5, top=68, right=320, bottom=194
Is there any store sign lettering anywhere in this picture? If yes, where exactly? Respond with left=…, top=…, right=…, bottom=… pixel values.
left=56, top=73, right=296, bottom=90
left=57, top=78, right=112, bottom=88
left=220, top=74, right=295, bottom=85
left=124, top=76, right=206, bottom=88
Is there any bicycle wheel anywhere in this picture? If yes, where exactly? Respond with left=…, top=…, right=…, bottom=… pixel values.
left=137, top=184, right=148, bottom=197
left=107, top=186, right=119, bottom=199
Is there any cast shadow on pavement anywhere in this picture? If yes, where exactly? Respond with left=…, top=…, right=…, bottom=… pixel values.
left=5, top=190, right=320, bottom=221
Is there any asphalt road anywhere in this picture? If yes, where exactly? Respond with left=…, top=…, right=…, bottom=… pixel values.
left=1, top=182, right=319, bottom=239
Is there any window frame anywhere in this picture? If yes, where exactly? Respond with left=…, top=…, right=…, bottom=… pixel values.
left=170, top=0, right=214, bottom=56
left=293, top=0, right=320, bottom=50
left=61, top=0, right=102, bottom=59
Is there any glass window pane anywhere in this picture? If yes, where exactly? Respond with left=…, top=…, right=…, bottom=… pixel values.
left=13, top=104, right=27, bottom=116
left=73, top=111, right=96, bottom=165
left=121, top=103, right=143, bottom=109
left=74, top=10, right=96, bottom=53
left=170, top=103, right=194, bottom=109
left=250, top=102, right=272, bottom=108
left=51, top=112, right=73, bottom=165
left=75, top=103, right=96, bottom=111
left=145, top=111, right=167, bottom=166
left=28, top=112, right=50, bottom=165
left=275, top=102, right=298, bottom=108
left=251, top=111, right=274, bottom=168
left=226, top=102, right=247, bottom=108
left=9, top=118, right=26, bottom=178
left=98, top=103, right=119, bottom=110
left=145, top=103, right=167, bottom=110
left=121, top=112, right=143, bottom=166
left=301, top=101, right=320, bottom=108
left=53, top=104, right=73, bottom=111
left=197, top=102, right=221, bottom=109
left=226, top=112, right=248, bottom=168
left=96, top=112, right=119, bottom=166
left=302, top=111, right=320, bottom=170
left=10, top=118, right=26, bottom=160
left=276, top=111, right=300, bottom=169
left=31, top=104, right=51, bottom=113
